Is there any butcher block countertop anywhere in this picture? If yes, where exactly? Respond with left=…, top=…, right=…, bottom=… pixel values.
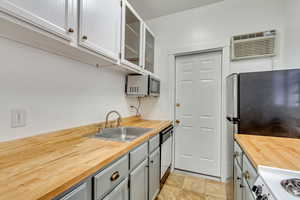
left=0, top=117, right=172, bottom=200
left=235, top=134, right=300, bottom=171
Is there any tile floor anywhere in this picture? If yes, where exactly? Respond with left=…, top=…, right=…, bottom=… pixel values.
left=156, top=173, right=233, bottom=200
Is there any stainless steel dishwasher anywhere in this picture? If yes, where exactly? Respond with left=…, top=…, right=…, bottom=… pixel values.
left=160, top=125, right=173, bottom=186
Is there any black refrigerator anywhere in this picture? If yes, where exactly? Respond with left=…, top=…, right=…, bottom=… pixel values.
left=226, top=69, right=300, bottom=138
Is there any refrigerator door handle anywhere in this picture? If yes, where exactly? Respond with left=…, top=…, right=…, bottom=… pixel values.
left=233, top=74, right=239, bottom=118
left=226, top=116, right=233, bottom=122
left=227, top=117, right=240, bottom=124
left=232, top=117, right=240, bottom=124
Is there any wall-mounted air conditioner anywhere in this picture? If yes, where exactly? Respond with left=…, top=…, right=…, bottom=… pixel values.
left=231, top=30, right=276, bottom=61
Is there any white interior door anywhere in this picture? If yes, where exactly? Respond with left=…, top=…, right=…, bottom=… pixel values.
left=175, top=51, right=222, bottom=177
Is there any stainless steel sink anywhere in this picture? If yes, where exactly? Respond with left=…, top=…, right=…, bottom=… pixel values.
left=91, top=127, right=152, bottom=142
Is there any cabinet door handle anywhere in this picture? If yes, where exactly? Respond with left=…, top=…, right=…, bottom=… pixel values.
left=82, top=36, right=88, bottom=40
left=68, top=28, right=74, bottom=33
left=150, top=160, right=154, bottom=163
left=244, top=171, right=251, bottom=180
left=110, top=171, right=120, bottom=181
left=175, top=120, right=180, bottom=124
left=233, top=151, right=240, bottom=158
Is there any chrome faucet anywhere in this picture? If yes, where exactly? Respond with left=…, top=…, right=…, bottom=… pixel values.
left=105, top=110, right=122, bottom=128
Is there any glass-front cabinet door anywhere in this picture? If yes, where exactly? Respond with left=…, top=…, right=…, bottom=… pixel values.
left=122, top=1, right=143, bottom=69
left=144, top=26, right=155, bottom=73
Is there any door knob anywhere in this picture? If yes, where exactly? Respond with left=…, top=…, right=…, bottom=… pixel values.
left=175, top=120, right=180, bottom=124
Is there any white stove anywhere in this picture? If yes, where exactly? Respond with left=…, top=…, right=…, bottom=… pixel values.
left=252, top=166, right=300, bottom=200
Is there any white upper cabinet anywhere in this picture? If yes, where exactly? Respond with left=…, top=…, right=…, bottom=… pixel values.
left=0, top=0, right=156, bottom=75
left=0, top=0, right=76, bottom=41
left=121, top=1, right=143, bottom=70
left=143, top=24, right=155, bottom=73
left=78, top=0, right=122, bottom=62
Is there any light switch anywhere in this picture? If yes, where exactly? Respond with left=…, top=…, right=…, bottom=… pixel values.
left=11, top=109, right=26, bottom=128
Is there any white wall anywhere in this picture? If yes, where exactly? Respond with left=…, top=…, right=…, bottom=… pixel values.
left=283, top=0, right=300, bottom=68
left=142, top=0, right=287, bottom=180
left=143, top=0, right=285, bottom=119
left=0, top=37, right=138, bottom=142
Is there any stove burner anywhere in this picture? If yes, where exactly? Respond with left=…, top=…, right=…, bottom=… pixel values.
left=281, top=178, right=300, bottom=197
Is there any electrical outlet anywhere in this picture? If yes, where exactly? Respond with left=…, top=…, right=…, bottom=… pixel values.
left=11, top=109, right=26, bottom=128
left=130, top=105, right=135, bottom=111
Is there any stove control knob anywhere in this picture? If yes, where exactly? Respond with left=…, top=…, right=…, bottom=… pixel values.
left=256, top=195, right=262, bottom=200
left=252, top=185, right=263, bottom=196
left=252, top=185, right=258, bottom=192
left=261, top=195, right=269, bottom=200
left=256, top=194, right=268, bottom=200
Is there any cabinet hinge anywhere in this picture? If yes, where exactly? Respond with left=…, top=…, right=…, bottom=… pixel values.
left=119, top=52, right=122, bottom=59
left=120, top=0, right=122, bottom=7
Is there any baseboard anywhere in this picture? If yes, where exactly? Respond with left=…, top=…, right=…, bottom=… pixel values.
left=173, top=168, right=222, bottom=182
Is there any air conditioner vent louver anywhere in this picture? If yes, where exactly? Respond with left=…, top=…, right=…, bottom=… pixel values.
left=231, top=30, right=276, bottom=61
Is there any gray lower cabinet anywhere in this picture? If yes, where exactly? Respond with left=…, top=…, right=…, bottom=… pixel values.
left=59, top=181, right=92, bottom=200
left=243, top=178, right=255, bottom=200
left=234, top=160, right=243, bottom=200
left=149, top=148, right=160, bottom=200
left=102, top=178, right=129, bottom=200
left=242, top=155, right=257, bottom=189
left=234, top=142, right=243, bottom=167
left=55, top=134, right=162, bottom=200
left=234, top=141, right=258, bottom=200
left=130, top=159, right=149, bottom=200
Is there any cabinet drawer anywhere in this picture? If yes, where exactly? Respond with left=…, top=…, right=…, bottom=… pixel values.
left=234, top=141, right=243, bottom=167
left=130, top=142, right=148, bottom=169
left=242, top=154, right=257, bottom=188
left=94, top=155, right=129, bottom=200
left=149, top=135, right=160, bottom=153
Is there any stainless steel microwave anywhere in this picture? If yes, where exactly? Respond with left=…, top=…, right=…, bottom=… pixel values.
left=126, top=75, right=160, bottom=97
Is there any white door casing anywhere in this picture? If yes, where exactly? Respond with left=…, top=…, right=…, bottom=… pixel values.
left=175, top=51, right=222, bottom=177
left=79, top=0, right=121, bottom=61
left=0, top=0, right=75, bottom=41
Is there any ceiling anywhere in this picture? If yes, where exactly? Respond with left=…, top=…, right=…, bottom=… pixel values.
left=128, top=0, right=224, bottom=20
